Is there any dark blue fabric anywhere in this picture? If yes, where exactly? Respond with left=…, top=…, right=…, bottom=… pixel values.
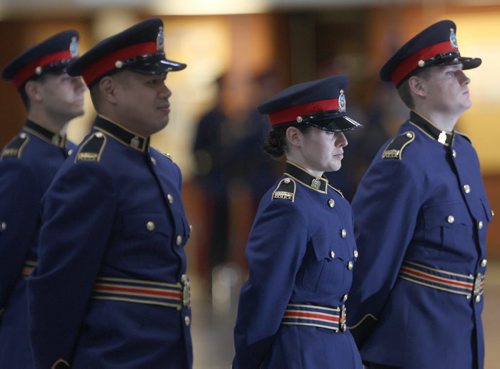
left=233, top=163, right=362, bottom=369
left=0, top=122, right=71, bottom=368
left=348, top=115, right=491, bottom=369
left=28, top=116, right=192, bottom=369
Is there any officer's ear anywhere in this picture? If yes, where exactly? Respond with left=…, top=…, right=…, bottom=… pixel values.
left=407, top=75, right=427, bottom=98
left=24, top=80, right=43, bottom=104
left=285, top=126, right=303, bottom=148
left=98, top=76, right=118, bottom=104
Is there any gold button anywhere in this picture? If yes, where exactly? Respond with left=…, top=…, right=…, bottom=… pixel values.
left=452, top=149, right=457, bottom=158
left=463, top=184, right=471, bottom=194
left=353, top=250, right=359, bottom=258
left=341, top=229, right=347, bottom=239
left=347, top=261, right=354, bottom=270
left=447, top=215, right=455, bottom=224
left=151, top=157, right=157, bottom=166
left=20, top=133, right=27, bottom=139
left=167, top=194, right=173, bottom=204
left=481, top=259, right=487, bottom=268
left=492, top=210, right=495, bottom=217
left=329, top=250, right=335, bottom=259
left=146, top=221, right=155, bottom=231
left=284, top=178, right=291, bottom=184
left=328, top=199, right=335, bottom=208
left=406, top=132, right=413, bottom=138
left=95, top=132, right=103, bottom=138
left=478, top=220, right=483, bottom=230
left=475, top=295, right=481, bottom=303
left=176, top=235, right=183, bottom=245
left=0, top=222, right=6, bottom=231
left=184, top=316, right=191, bottom=326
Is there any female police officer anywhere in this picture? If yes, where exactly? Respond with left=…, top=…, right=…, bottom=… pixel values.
left=233, top=75, right=363, bottom=369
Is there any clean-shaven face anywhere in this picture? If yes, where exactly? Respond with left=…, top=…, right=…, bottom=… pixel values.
left=39, top=73, right=86, bottom=121
left=300, top=127, right=348, bottom=173
left=113, top=71, right=172, bottom=137
left=423, top=64, right=472, bottom=115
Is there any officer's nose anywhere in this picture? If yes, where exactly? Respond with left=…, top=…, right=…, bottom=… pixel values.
left=72, top=76, right=86, bottom=92
left=336, top=132, right=348, bottom=148
left=159, top=83, right=172, bottom=99
left=457, top=70, right=470, bottom=86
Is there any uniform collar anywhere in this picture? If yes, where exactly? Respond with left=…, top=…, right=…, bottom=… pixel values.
left=24, top=120, right=67, bottom=148
left=94, top=115, right=149, bottom=152
left=409, top=111, right=453, bottom=146
left=284, top=161, right=328, bottom=193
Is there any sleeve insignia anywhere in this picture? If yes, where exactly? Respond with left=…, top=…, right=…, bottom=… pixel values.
left=75, top=132, right=106, bottom=162
left=382, top=131, right=415, bottom=160
left=0, top=133, right=29, bottom=160
left=272, top=177, right=296, bottom=202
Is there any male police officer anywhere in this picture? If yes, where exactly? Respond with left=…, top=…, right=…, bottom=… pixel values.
left=28, top=18, right=192, bottom=369
left=347, top=20, right=492, bottom=369
left=0, top=31, right=85, bottom=368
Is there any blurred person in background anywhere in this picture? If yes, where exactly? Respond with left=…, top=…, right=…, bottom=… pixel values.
left=192, top=70, right=280, bottom=306
left=348, top=20, right=492, bottom=369
left=233, top=75, right=363, bottom=369
left=0, top=30, right=85, bottom=368
left=27, top=18, right=193, bottom=369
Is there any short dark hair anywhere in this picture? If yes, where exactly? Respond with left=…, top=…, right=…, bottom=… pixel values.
left=264, top=124, right=311, bottom=159
left=397, top=68, right=432, bottom=109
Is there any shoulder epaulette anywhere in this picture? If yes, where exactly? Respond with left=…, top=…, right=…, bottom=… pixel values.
left=272, top=177, right=296, bottom=202
left=382, top=131, right=415, bottom=160
left=1, top=133, right=29, bottom=160
left=455, top=130, right=471, bottom=143
left=75, top=132, right=106, bottom=162
left=328, top=185, right=344, bottom=198
left=161, top=152, right=173, bottom=161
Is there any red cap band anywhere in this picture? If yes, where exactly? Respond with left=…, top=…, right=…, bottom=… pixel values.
left=81, top=41, right=158, bottom=86
left=391, top=40, right=458, bottom=86
left=12, top=50, right=72, bottom=88
left=269, top=98, right=339, bottom=126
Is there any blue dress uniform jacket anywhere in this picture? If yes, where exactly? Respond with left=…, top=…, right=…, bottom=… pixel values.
left=28, top=116, right=192, bottom=369
left=347, top=112, right=492, bottom=369
left=0, top=121, right=72, bottom=368
left=233, top=162, right=362, bottom=369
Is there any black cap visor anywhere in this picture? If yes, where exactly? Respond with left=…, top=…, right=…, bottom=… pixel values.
left=127, top=57, right=186, bottom=75
left=300, top=110, right=363, bottom=132
left=423, top=52, right=482, bottom=70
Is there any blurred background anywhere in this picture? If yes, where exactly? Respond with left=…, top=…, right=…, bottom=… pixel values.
left=0, top=0, right=499, bottom=367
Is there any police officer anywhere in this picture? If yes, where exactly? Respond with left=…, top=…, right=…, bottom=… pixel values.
left=233, top=75, right=363, bottom=369
left=27, top=18, right=192, bottom=369
left=0, top=31, right=85, bottom=368
left=347, top=20, right=492, bottom=369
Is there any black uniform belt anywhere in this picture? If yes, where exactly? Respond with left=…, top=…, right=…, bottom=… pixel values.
left=91, top=275, right=191, bottom=310
left=399, top=260, right=485, bottom=300
left=22, top=260, right=37, bottom=278
left=282, top=303, right=347, bottom=332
